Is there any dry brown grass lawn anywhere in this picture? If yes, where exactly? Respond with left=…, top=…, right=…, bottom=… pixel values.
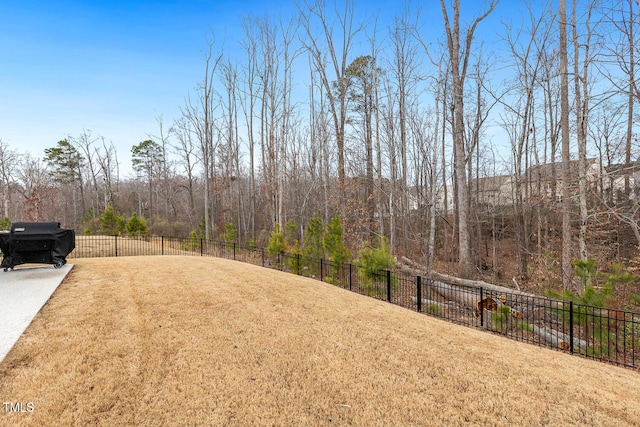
left=71, top=235, right=196, bottom=258
left=1, top=256, right=639, bottom=426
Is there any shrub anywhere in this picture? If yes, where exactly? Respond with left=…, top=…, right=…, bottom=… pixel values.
left=546, top=259, right=637, bottom=358
left=491, top=305, right=512, bottom=332
left=356, top=236, right=396, bottom=297
left=356, top=237, right=395, bottom=283
left=247, top=237, right=256, bottom=250
left=572, top=257, right=597, bottom=291
left=126, top=213, right=150, bottom=237
left=426, top=303, right=441, bottom=316
left=182, top=230, right=201, bottom=252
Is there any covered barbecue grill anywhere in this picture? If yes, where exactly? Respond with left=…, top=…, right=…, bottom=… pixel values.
left=0, top=222, right=75, bottom=271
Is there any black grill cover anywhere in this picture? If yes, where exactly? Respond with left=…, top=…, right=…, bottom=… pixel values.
left=0, top=222, right=75, bottom=269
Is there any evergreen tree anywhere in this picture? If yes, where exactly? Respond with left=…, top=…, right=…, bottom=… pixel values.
left=322, top=215, right=350, bottom=264
left=267, top=223, right=286, bottom=268
left=81, top=208, right=99, bottom=235
left=44, top=139, right=83, bottom=185
left=126, top=212, right=150, bottom=237
left=356, top=236, right=395, bottom=282
left=223, top=221, right=238, bottom=243
left=0, top=217, right=10, bottom=231
left=304, top=212, right=324, bottom=259
left=356, top=236, right=396, bottom=297
left=267, top=223, right=286, bottom=256
left=285, top=219, right=297, bottom=247
left=100, top=202, right=125, bottom=235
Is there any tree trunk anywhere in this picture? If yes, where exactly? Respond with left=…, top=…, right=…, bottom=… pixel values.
left=439, top=0, right=497, bottom=278
left=559, top=0, right=574, bottom=290
left=530, top=325, right=587, bottom=351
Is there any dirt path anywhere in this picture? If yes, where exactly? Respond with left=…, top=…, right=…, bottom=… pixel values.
left=1, top=256, right=639, bottom=426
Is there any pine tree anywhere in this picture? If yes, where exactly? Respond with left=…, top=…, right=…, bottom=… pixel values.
left=126, top=212, right=150, bottom=237
left=267, top=223, right=286, bottom=256
left=323, top=215, right=350, bottom=265
left=100, top=202, right=125, bottom=235
left=304, top=213, right=324, bottom=259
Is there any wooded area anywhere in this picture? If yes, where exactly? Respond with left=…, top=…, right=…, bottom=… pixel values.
left=1, top=0, right=640, bottom=295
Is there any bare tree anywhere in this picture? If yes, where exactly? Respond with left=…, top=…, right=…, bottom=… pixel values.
left=172, top=118, right=198, bottom=224
left=298, top=0, right=364, bottom=209
left=572, top=0, right=601, bottom=267
left=499, top=0, right=552, bottom=279
left=95, top=137, right=119, bottom=211
left=465, top=51, right=500, bottom=272
left=559, top=0, right=573, bottom=289
left=181, top=38, right=223, bottom=240
left=240, top=15, right=260, bottom=240
left=603, top=0, right=640, bottom=260
left=71, top=130, right=101, bottom=215
left=439, top=0, right=499, bottom=278
left=218, top=59, right=240, bottom=236
left=308, top=56, right=333, bottom=222
left=389, top=6, right=422, bottom=253
left=18, top=155, right=52, bottom=222
left=0, top=140, right=20, bottom=220
left=149, top=116, right=174, bottom=219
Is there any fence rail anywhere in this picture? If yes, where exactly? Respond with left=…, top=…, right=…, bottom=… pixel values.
left=69, top=234, right=640, bottom=370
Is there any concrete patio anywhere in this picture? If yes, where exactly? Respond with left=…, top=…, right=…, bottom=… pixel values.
left=0, top=264, right=73, bottom=363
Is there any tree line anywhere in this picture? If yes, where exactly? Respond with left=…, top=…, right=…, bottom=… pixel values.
left=1, top=0, right=639, bottom=291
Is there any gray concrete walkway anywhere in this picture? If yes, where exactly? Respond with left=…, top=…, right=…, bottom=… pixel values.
left=0, top=264, right=73, bottom=363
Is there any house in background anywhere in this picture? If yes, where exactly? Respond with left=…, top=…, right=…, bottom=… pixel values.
left=432, top=158, right=611, bottom=214
left=524, top=158, right=603, bottom=204
left=433, top=174, right=514, bottom=215
left=604, top=161, right=640, bottom=203
left=469, top=175, right=514, bottom=208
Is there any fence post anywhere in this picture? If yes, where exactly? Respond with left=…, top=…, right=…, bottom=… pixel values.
left=261, top=248, right=265, bottom=267
left=297, top=253, right=301, bottom=275
left=417, top=275, right=422, bottom=313
left=233, top=243, right=236, bottom=261
left=569, top=301, right=574, bottom=354
left=387, top=270, right=392, bottom=302
left=162, top=236, right=165, bottom=256
left=480, top=287, right=484, bottom=327
left=114, top=235, right=118, bottom=257
left=320, top=258, right=323, bottom=282
left=200, top=239, right=203, bottom=256
left=349, top=264, right=352, bottom=291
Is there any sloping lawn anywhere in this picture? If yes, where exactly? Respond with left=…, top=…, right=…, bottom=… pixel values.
left=1, top=256, right=639, bottom=426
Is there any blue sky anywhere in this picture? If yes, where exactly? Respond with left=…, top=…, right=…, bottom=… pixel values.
left=0, top=1, right=511, bottom=176
left=0, top=1, right=296, bottom=174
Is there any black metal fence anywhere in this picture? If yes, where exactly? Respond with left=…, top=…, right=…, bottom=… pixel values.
left=69, top=235, right=640, bottom=370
